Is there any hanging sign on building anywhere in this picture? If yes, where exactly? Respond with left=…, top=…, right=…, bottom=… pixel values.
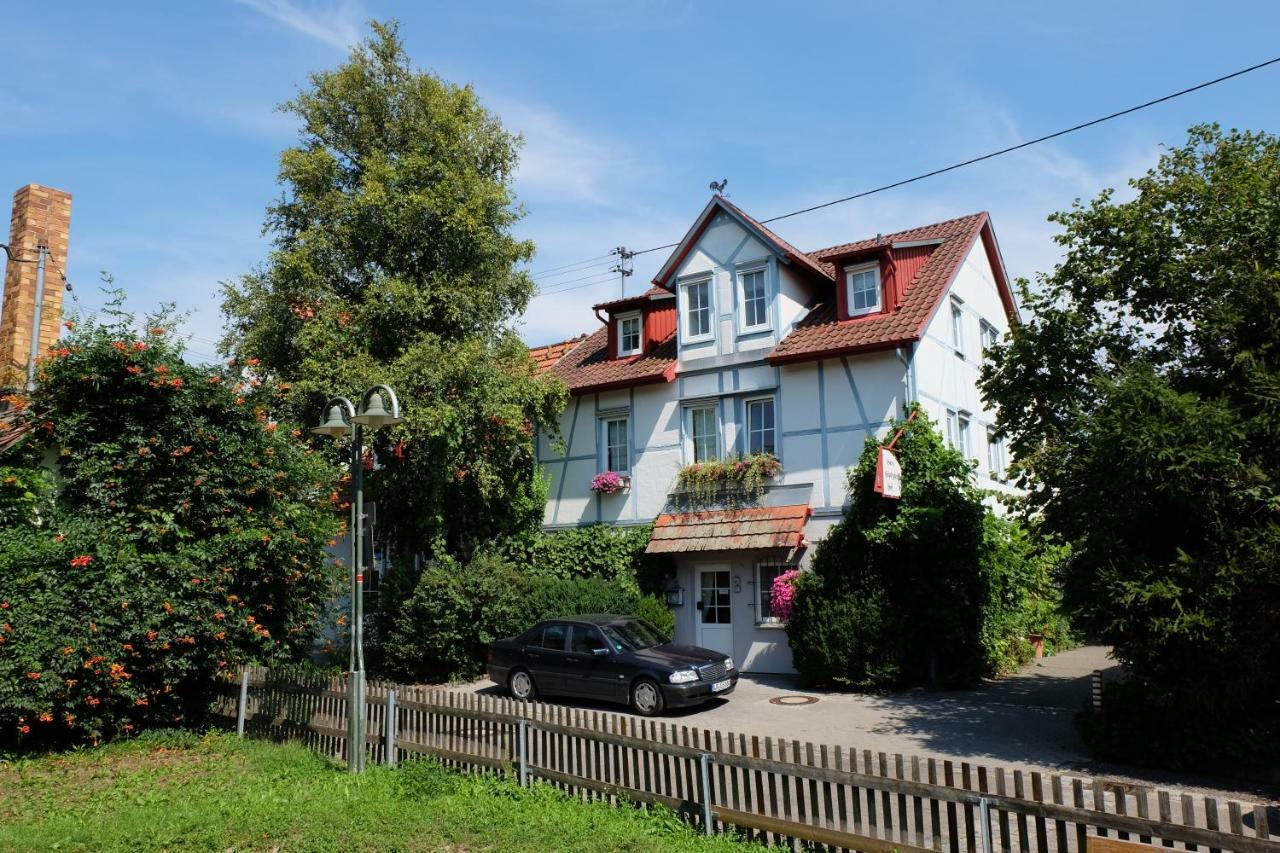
left=874, top=447, right=902, bottom=500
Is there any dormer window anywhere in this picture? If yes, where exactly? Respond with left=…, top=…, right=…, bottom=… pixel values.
left=844, top=262, right=881, bottom=317
left=680, top=277, right=714, bottom=343
left=738, top=266, right=770, bottom=332
left=616, top=311, right=641, bottom=357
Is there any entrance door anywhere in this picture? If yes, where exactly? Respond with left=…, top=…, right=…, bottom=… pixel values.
left=695, top=566, right=734, bottom=657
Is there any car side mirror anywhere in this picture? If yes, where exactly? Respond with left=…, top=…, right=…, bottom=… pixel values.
left=592, top=647, right=609, bottom=658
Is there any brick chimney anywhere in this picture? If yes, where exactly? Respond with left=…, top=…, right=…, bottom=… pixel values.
left=0, top=184, right=72, bottom=389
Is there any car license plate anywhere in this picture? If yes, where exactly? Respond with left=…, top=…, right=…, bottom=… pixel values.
left=710, top=679, right=731, bottom=693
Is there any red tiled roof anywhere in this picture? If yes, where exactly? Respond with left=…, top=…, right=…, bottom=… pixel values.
left=547, top=326, right=677, bottom=394
left=768, top=212, right=991, bottom=364
left=528, top=334, right=590, bottom=376
left=593, top=287, right=674, bottom=312
left=646, top=504, right=810, bottom=554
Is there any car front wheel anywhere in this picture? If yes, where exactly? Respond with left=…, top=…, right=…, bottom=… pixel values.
left=509, top=669, right=537, bottom=701
left=631, top=678, right=664, bottom=717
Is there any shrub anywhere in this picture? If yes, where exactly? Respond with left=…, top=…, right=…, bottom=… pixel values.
left=0, top=309, right=340, bottom=749
left=634, top=594, right=675, bottom=638
left=1078, top=676, right=1280, bottom=773
left=0, top=463, right=51, bottom=528
left=980, top=515, right=1074, bottom=676
left=377, top=552, right=531, bottom=682
left=522, top=523, right=672, bottom=595
left=787, top=406, right=1069, bottom=689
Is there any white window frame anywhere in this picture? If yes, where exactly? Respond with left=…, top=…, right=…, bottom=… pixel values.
left=599, top=415, right=630, bottom=474
left=684, top=403, right=721, bottom=464
left=679, top=276, right=715, bottom=344
left=844, top=261, right=882, bottom=317
left=736, top=264, right=771, bottom=334
left=950, top=297, right=965, bottom=357
left=615, top=311, right=642, bottom=358
left=977, top=318, right=998, bottom=358
left=957, top=411, right=971, bottom=459
left=986, top=427, right=1006, bottom=479
left=754, top=562, right=795, bottom=625
left=744, top=395, right=777, bottom=456
left=945, top=409, right=958, bottom=450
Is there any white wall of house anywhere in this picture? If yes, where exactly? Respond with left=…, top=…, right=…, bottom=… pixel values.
left=670, top=554, right=795, bottom=673
left=911, top=239, right=1018, bottom=497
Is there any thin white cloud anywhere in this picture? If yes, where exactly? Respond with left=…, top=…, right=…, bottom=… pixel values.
left=233, top=0, right=364, bottom=50
left=497, top=100, right=640, bottom=207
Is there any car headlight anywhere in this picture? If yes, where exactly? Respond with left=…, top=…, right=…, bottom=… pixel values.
left=668, top=669, right=699, bottom=684
left=723, top=658, right=735, bottom=671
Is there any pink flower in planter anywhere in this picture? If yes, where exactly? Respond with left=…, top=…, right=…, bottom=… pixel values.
left=590, top=471, right=627, bottom=494
left=769, top=569, right=801, bottom=623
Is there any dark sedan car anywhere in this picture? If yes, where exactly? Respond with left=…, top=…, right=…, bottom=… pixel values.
left=486, top=614, right=738, bottom=716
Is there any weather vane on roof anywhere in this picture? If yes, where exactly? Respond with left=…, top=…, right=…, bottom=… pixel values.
left=709, top=178, right=728, bottom=195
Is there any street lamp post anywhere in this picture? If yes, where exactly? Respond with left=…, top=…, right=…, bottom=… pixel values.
left=313, top=384, right=403, bottom=773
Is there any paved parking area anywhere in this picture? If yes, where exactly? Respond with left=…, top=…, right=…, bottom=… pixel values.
left=447, top=645, right=1273, bottom=802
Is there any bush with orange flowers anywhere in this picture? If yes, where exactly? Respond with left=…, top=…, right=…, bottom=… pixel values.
left=0, top=304, right=341, bottom=750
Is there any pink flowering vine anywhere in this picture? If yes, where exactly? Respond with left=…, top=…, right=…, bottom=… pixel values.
left=769, top=569, right=802, bottom=623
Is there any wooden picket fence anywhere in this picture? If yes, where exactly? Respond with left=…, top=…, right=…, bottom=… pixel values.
left=212, top=666, right=1278, bottom=853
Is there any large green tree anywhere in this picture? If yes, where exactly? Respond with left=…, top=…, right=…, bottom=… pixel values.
left=221, top=22, right=565, bottom=560
left=1, top=306, right=340, bottom=748
left=980, top=125, right=1280, bottom=762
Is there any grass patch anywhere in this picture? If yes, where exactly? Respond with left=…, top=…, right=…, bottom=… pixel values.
left=0, top=731, right=745, bottom=851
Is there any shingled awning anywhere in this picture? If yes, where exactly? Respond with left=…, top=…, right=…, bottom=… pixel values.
left=646, top=504, right=810, bottom=555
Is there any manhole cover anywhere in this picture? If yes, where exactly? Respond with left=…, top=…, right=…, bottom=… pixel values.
left=769, top=695, right=819, bottom=706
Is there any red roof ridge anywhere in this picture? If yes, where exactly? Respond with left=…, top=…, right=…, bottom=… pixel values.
left=807, top=211, right=988, bottom=260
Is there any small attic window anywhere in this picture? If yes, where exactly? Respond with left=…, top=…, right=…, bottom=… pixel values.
left=844, top=261, right=881, bottom=317
left=616, top=311, right=642, bottom=357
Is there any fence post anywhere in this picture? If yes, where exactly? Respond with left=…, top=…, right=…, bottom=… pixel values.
left=235, top=667, right=250, bottom=737
left=699, top=752, right=714, bottom=836
left=517, top=718, right=529, bottom=787
left=1091, top=670, right=1104, bottom=711
left=979, top=796, right=993, bottom=853
left=385, top=688, right=397, bottom=768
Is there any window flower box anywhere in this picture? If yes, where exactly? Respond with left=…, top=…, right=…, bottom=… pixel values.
left=674, top=452, right=781, bottom=507
left=591, top=471, right=631, bottom=495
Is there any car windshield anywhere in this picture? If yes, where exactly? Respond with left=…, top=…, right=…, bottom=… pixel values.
left=600, top=619, right=669, bottom=652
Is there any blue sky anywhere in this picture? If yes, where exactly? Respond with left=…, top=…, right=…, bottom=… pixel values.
left=2, top=1, right=1278, bottom=360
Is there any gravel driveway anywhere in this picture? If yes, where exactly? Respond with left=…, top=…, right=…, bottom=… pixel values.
left=447, top=645, right=1274, bottom=803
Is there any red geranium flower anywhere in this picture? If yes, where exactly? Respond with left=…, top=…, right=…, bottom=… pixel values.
left=70, top=554, right=92, bottom=568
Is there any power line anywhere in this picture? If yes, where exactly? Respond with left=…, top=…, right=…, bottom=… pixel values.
left=535, top=273, right=623, bottom=297
left=527, top=252, right=617, bottom=279
left=536, top=267, right=625, bottom=294
left=535, top=52, right=1280, bottom=273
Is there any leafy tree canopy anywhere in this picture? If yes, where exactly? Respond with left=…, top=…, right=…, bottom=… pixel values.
left=1, top=304, right=340, bottom=748
left=221, top=21, right=566, bottom=559
left=979, top=125, right=1280, bottom=730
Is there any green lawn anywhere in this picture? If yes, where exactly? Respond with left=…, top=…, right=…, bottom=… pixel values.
left=0, top=731, right=745, bottom=852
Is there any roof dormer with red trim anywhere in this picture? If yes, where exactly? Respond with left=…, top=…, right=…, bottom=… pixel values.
left=593, top=287, right=677, bottom=361
left=826, top=237, right=945, bottom=322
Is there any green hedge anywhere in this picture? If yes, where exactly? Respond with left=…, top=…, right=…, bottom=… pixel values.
left=374, top=525, right=677, bottom=682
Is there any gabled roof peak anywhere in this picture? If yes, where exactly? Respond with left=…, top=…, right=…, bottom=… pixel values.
left=652, top=195, right=834, bottom=288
